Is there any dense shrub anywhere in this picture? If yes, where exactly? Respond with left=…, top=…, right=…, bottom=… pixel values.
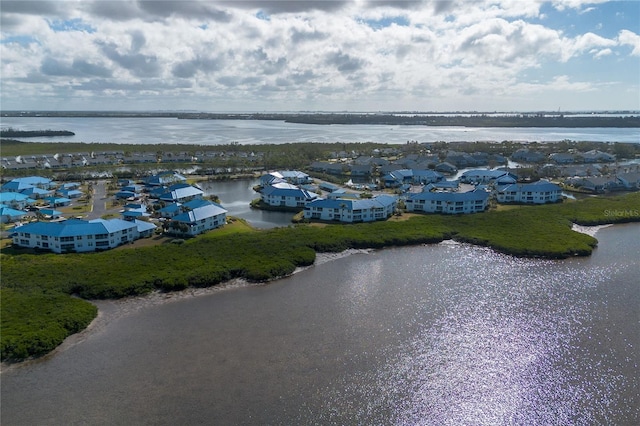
left=1, top=289, right=97, bottom=361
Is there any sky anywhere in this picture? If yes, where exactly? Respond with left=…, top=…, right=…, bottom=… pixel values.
left=1, top=0, right=639, bottom=112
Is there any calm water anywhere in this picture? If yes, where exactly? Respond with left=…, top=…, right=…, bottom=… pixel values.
left=1, top=116, right=639, bottom=144
left=2, top=224, right=638, bottom=425
left=199, top=179, right=294, bottom=229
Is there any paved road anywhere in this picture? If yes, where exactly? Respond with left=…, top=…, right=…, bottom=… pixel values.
left=86, top=180, right=109, bottom=220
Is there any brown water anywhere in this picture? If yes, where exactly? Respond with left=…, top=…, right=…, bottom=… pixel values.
left=1, top=224, right=638, bottom=425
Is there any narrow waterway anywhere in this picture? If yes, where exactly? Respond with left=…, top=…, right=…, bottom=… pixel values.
left=1, top=224, right=638, bottom=425
left=198, top=179, right=295, bottom=229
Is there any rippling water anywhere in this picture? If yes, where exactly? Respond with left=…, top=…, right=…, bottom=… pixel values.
left=1, top=224, right=638, bottom=425
left=2, top=116, right=639, bottom=144
left=318, top=247, right=637, bottom=425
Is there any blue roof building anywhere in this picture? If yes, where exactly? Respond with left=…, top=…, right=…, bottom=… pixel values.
left=1, top=192, right=34, bottom=209
left=12, top=218, right=145, bottom=253
left=383, top=169, right=444, bottom=187
left=43, top=196, right=72, bottom=207
left=460, top=169, right=517, bottom=185
left=57, top=189, right=84, bottom=198
left=496, top=180, right=562, bottom=204
left=145, top=171, right=187, bottom=186
left=158, top=202, right=182, bottom=218
left=406, top=189, right=489, bottom=214
left=0, top=204, right=27, bottom=223
left=19, top=186, right=53, bottom=199
left=304, top=194, right=397, bottom=222
left=39, top=208, right=63, bottom=218
left=115, top=190, right=139, bottom=200
left=260, top=182, right=318, bottom=208
left=159, top=185, right=203, bottom=203
left=2, top=176, right=52, bottom=191
left=167, top=199, right=228, bottom=236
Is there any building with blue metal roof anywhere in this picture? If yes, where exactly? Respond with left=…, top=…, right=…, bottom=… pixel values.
left=0, top=192, right=34, bottom=209
left=19, top=186, right=53, bottom=199
left=260, top=182, right=318, bottom=208
left=145, top=171, right=187, bottom=187
left=43, top=196, right=72, bottom=207
left=460, top=169, right=517, bottom=185
left=304, top=194, right=397, bottom=222
left=2, top=176, right=53, bottom=191
left=260, top=170, right=311, bottom=187
left=0, top=204, right=27, bottom=223
left=383, top=169, right=444, bottom=188
left=496, top=180, right=562, bottom=204
left=159, top=185, right=204, bottom=203
left=167, top=199, right=228, bottom=236
left=12, top=217, right=147, bottom=253
left=405, top=189, right=489, bottom=214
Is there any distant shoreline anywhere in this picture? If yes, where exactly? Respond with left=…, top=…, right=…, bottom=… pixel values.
left=2, top=111, right=639, bottom=128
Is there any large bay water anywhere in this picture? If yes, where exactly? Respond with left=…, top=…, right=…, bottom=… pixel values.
left=1, top=116, right=639, bottom=145
left=2, top=223, right=638, bottom=425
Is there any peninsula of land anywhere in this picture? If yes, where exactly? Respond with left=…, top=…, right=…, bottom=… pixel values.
left=0, top=128, right=75, bottom=138
left=3, top=110, right=639, bottom=127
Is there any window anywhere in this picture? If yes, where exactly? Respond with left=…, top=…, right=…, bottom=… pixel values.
left=41, top=235, right=48, bottom=241
left=76, top=236, right=82, bottom=240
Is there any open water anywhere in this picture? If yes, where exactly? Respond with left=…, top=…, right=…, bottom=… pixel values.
left=1, top=223, right=638, bottom=425
left=1, top=116, right=639, bottom=145
left=199, top=179, right=294, bottom=229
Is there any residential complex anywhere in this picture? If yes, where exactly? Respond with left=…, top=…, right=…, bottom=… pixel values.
left=303, top=195, right=397, bottom=222
left=496, top=180, right=563, bottom=204
left=405, top=189, right=489, bottom=214
left=12, top=218, right=155, bottom=253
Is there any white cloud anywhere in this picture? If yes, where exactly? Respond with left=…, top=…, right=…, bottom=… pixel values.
left=0, top=0, right=637, bottom=111
left=551, top=0, right=608, bottom=12
left=592, top=48, right=612, bottom=59
left=618, top=29, right=640, bottom=56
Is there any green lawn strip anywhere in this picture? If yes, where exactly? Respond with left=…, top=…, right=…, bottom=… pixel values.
left=2, top=192, right=639, bottom=361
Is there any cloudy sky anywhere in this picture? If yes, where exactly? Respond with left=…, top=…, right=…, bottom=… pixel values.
left=1, top=0, right=639, bottom=112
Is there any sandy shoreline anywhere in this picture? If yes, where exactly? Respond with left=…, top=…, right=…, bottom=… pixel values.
left=571, top=223, right=612, bottom=237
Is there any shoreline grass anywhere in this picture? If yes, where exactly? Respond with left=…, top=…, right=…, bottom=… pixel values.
left=1, top=192, right=639, bottom=362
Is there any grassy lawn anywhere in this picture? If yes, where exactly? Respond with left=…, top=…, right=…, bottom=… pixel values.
left=58, top=203, right=92, bottom=215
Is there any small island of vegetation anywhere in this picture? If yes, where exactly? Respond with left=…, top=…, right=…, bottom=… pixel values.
left=0, top=128, right=75, bottom=138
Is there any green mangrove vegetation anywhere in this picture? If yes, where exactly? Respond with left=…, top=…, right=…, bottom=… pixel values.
left=2, top=192, right=640, bottom=362
left=0, top=128, right=75, bottom=138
